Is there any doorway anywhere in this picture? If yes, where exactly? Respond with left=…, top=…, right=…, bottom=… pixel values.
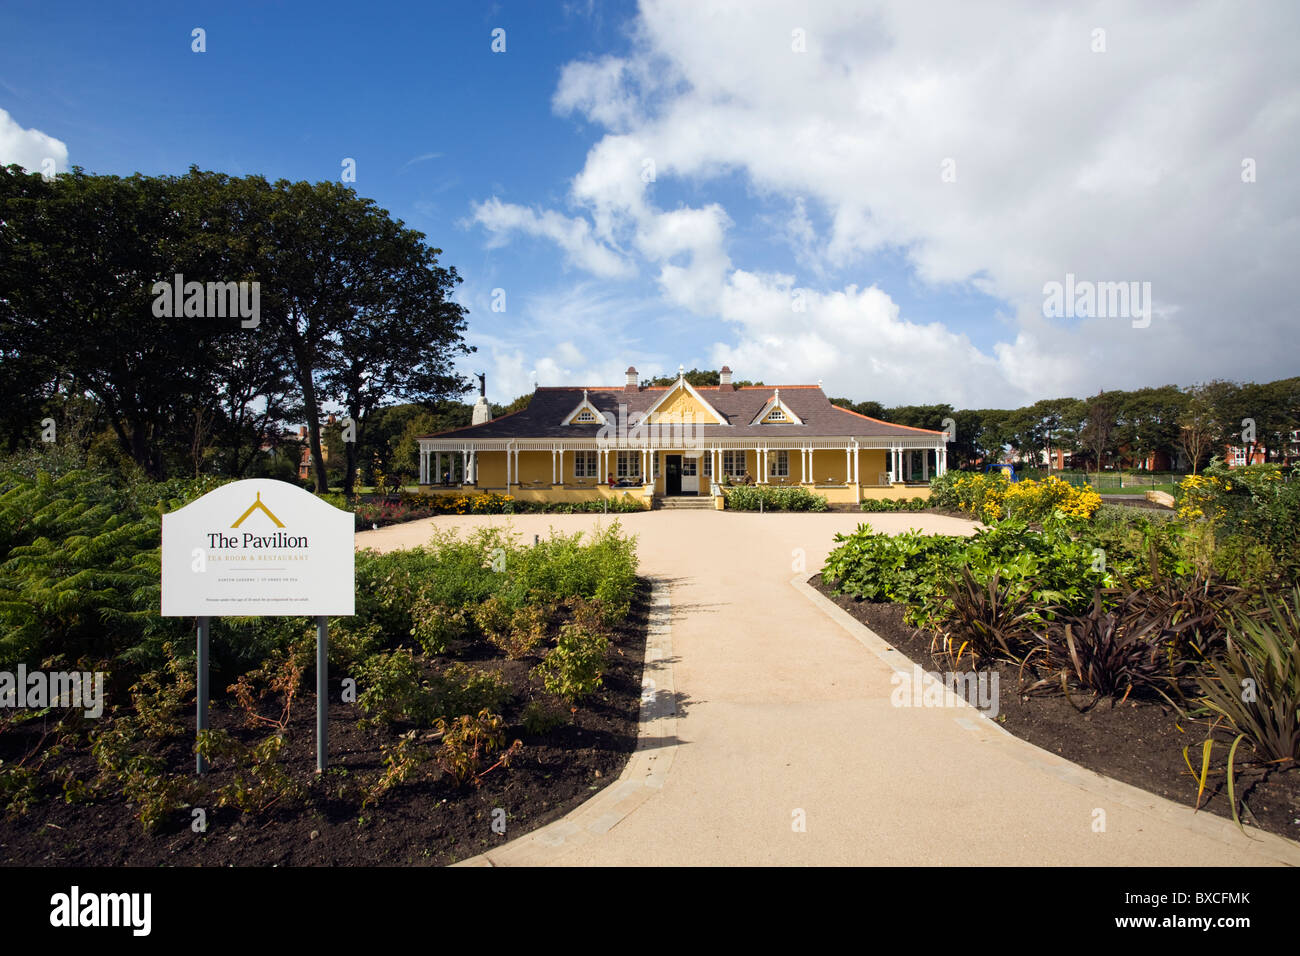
left=665, top=455, right=682, bottom=495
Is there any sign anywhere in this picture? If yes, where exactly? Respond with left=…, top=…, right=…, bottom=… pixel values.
left=161, top=479, right=354, bottom=617
left=161, top=479, right=353, bottom=774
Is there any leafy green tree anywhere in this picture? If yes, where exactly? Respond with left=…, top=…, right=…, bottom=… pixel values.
left=0, top=166, right=230, bottom=477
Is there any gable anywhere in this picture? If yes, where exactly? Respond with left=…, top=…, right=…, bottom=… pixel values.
left=643, top=382, right=727, bottom=425
left=560, top=390, right=608, bottom=426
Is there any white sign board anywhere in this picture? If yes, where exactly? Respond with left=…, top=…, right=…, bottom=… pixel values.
left=161, top=479, right=354, bottom=617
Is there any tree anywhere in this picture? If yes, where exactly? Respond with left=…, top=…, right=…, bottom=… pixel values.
left=318, top=210, right=472, bottom=494
left=221, top=175, right=471, bottom=492
left=642, top=368, right=764, bottom=388
left=1115, top=385, right=1185, bottom=469
left=0, top=166, right=231, bottom=477
left=1179, top=384, right=1219, bottom=474
left=1080, top=391, right=1118, bottom=475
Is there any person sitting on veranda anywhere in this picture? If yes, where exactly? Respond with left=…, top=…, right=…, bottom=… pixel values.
left=441, top=470, right=451, bottom=486
left=607, top=472, right=616, bottom=488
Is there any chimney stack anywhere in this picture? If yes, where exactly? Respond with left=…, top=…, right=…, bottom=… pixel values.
left=719, top=365, right=733, bottom=391
left=625, top=366, right=639, bottom=392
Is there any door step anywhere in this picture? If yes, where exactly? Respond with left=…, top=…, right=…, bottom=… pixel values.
left=655, top=496, right=714, bottom=510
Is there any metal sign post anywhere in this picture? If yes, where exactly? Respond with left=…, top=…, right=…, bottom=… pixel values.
left=196, top=616, right=210, bottom=774
left=316, top=616, right=328, bottom=773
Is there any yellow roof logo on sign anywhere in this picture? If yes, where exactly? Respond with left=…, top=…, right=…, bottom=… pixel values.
left=231, top=491, right=286, bottom=529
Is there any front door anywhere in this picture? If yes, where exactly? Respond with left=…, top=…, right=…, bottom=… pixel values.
left=680, top=455, right=699, bottom=494
left=666, top=455, right=682, bottom=495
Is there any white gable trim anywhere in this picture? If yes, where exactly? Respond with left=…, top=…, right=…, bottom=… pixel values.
left=561, top=390, right=609, bottom=426
left=641, top=376, right=729, bottom=425
left=750, top=389, right=804, bottom=426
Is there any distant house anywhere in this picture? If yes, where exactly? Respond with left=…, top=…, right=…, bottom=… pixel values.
left=297, top=416, right=336, bottom=481
left=416, top=365, right=950, bottom=505
left=1224, top=429, right=1299, bottom=468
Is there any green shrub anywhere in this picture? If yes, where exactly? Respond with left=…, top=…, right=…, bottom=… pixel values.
left=434, top=709, right=519, bottom=787
left=499, top=523, right=638, bottom=623
left=822, top=527, right=964, bottom=608
left=724, top=484, right=828, bottom=511
left=860, top=496, right=930, bottom=512
left=431, top=663, right=514, bottom=720
left=355, top=649, right=432, bottom=726
left=489, top=602, right=554, bottom=659
left=533, top=623, right=611, bottom=702
left=521, top=700, right=568, bottom=735
left=0, top=470, right=183, bottom=671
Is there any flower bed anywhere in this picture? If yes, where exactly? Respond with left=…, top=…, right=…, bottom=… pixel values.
left=722, top=485, right=828, bottom=511
left=818, top=494, right=1300, bottom=838
left=0, top=482, right=650, bottom=865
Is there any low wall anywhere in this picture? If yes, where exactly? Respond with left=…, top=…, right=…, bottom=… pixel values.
left=417, top=483, right=652, bottom=507
left=860, top=484, right=932, bottom=502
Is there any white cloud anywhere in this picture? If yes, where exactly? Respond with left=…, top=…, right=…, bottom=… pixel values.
left=0, top=109, right=68, bottom=175
left=478, top=1, right=1300, bottom=405
left=470, top=196, right=635, bottom=279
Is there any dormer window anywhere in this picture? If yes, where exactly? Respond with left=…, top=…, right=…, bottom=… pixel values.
left=561, top=389, right=608, bottom=426
left=751, top=388, right=803, bottom=426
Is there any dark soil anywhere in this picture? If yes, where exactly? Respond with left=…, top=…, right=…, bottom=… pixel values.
left=0, top=583, right=650, bottom=867
left=812, top=574, right=1300, bottom=845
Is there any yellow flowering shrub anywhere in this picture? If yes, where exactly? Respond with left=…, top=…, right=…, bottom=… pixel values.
left=938, top=472, right=1100, bottom=523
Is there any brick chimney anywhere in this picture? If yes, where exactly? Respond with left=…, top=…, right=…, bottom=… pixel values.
left=625, top=366, right=639, bottom=392
left=719, top=365, right=734, bottom=391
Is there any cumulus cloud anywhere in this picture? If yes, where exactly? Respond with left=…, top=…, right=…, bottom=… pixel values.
left=0, top=109, right=68, bottom=175
left=476, top=1, right=1300, bottom=404
left=470, top=196, right=636, bottom=279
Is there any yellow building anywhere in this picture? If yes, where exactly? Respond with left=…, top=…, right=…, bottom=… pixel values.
left=417, top=366, right=948, bottom=506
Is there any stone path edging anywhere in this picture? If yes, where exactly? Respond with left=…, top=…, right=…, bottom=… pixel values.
left=454, top=578, right=677, bottom=866
left=791, top=573, right=1300, bottom=865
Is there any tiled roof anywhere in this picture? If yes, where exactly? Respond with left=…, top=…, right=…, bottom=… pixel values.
left=420, top=385, right=943, bottom=440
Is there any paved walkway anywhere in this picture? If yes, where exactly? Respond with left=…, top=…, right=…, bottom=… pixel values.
left=357, top=511, right=1300, bottom=865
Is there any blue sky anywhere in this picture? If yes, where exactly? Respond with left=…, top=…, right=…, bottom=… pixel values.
left=3, top=1, right=1297, bottom=409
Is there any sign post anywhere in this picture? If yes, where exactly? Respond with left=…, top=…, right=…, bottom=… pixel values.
left=161, top=479, right=354, bottom=774
left=316, top=616, right=328, bottom=774
left=196, top=616, right=210, bottom=774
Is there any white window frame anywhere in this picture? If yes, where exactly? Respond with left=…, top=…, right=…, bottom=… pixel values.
left=703, top=454, right=712, bottom=477
left=573, top=450, right=597, bottom=478
left=723, top=450, right=747, bottom=477
left=765, top=408, right=786, bottom=422
left=769, top=450, right=789, bottom=477
left=617, top=451, right=642, bottom=480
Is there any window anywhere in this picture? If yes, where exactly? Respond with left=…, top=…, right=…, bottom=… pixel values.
left=617, top=451, right=641, bottom=479
left=769, top=450, right=789, bottom=477
left=682, top=457, right=697, bottom=476
left=723, top=450, right=747, bottom=477
left=1232, top=447, right=1246, bottom=466
left=703, top=454, right=712, bottom=477
left=573, top=409, right=596, bottom=423
left=765, top=407, right=786, bottom=422
left=573, top=450, right=597, bottom=477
